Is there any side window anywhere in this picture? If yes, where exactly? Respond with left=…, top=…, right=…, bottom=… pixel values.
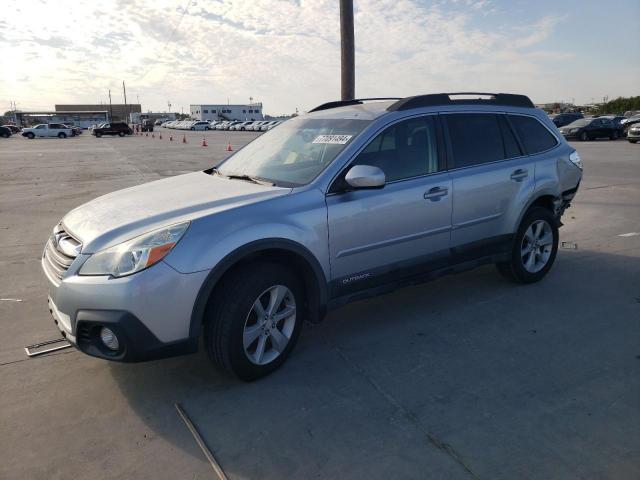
left=498, top=115, right=522, bottom=159
left=508, top=115, right=558, bottom=154
left=352, top=116, right=439, bottom=182
left=445, top=114, right=504, bottom=168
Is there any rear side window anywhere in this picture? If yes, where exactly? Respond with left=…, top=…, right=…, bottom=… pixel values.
left=445, top=114, right=504, bottom=168
left=508, top=115, right=558, bottom=154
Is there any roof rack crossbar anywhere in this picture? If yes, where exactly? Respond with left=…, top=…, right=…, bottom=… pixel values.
left=309, top=97, right=402, bottom=113
left=387, top=92, right=535, bottom=111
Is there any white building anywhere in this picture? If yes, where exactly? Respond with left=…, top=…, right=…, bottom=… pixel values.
left=190, top=103, right=264, bottom=121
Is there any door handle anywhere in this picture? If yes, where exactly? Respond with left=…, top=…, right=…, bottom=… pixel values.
left=510, top=169, right=528, bottom=182
left=424, top=187, right=448, bottom=201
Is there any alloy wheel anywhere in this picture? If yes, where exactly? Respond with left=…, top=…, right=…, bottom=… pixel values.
left=243, top=285, right=296, bottom=365
left=521, top=219, right=553, bottom=273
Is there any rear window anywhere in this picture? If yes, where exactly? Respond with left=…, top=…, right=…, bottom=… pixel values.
left=508, top=115, right=558, bottom=154
left=445, top=114, right=505, bottom=168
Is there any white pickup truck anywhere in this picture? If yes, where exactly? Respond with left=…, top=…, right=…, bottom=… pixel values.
left=21, top=123, right=74, bottom=139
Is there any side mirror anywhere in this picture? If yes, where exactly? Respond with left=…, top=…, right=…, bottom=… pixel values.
left=344, top=165, right=385, bottom=189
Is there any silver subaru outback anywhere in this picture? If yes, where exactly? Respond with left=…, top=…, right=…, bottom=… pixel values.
left=42, top=93, right=582, bottom=380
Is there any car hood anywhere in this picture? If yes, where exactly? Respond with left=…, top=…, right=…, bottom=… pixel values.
left=62, top=171, right=291, bottom=253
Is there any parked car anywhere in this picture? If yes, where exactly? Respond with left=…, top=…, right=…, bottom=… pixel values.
left=627, top=123, right=640, bottom=143
left=3, top=125, right=21, bottom=134
left=42, top=92, right=582, bottom=380
left=92, top=122, right=133, bottom=137
left=62, top=124, right=83, bottom=136
left=22, top=123, right=74, bottom=139
left=265, top=121, right=283, bottom=131
left=232, top=121, right=255, bottom=131
left=189, top=121, right=212, bottom=131
left=620, top=114, right=640, bottom=135
left=559, top=117, right=620, bottom=140
left=0, top=126, right=12, bottom=138
left=549, top=112, right=583, bottom=128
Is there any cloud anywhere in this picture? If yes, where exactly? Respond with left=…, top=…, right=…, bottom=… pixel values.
left=0, top=0, right=635, bottom=114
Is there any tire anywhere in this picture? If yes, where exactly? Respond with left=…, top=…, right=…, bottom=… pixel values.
left=26, top=132, right=35, bottom=139
left=191, top=127, right=195, bottom=131
left=629, top=140, right=638, bottom=144
left=496, top=206, right=559, bottom=284
left=579, top=131, right=589, bottom=141
left=205, top=127, right=210, bottom=131
left=95, top=132, right=102, bottom=138
left=118, top=131, right=125, bottom=137
left=204, top=262, right=304, bottom=381
left=58, top=132, right=66, bottom=138
left=1, top=133, right=9, bottom=138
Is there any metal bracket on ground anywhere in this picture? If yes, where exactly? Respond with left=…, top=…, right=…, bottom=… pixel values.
left=24, top=338, right=73, bottom=357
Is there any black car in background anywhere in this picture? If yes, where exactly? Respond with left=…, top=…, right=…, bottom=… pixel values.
left=2, top=125, right=21, bottom=134
left=559, top=117, right=620, bottom=141
left=92, top=122, right=133, bottom=137
left=0, top=126, right=12, bottom=138
left=550, top=112, right=584, bottom=128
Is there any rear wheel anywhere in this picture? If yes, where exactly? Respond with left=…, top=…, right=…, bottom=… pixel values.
left=629, top=140, right=638, bottom=144
left=58, top=132, right=66, bottom=138
left=579, top=131, right=589, bottom=141
left=118, top=131, right=125, bottom=137
left=496, top=206, right=558, bottom=283
left=95, top=132, right=102, bottom=138
left=1, top=132, right=9, bottom=138
left=204, top=262, right=304, bottom=381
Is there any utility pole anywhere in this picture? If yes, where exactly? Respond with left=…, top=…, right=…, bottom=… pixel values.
left=340, top=0, right=355, bottom=101
left=108, top=90, right=113, bottom=122
left=122, top=81, right=128, bottom=123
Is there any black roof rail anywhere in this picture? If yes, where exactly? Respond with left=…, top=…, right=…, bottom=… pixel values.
left=387, top=92, right=535, bottom=111
left=309, top=97, right=402, bottom=113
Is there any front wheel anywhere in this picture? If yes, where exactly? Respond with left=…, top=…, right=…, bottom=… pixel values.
left=118, top=131, right=125, bottom=137
left=496, top=206, right=559, bottom=284
left=26, top=132, right=35, bottom=139
left=204, top=262, right=304, bottom=381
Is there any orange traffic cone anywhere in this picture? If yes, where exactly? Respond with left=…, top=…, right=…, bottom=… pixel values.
left=169, top=135, right=173, bottom=142
left=183, top=134, right=187, bottom=144
left=226, top=142, right=233, bottom=151
left=202, top=138, right=208, bottom=147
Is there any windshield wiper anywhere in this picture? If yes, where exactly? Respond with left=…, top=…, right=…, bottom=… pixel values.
left=225, top=173, right=275, bottom=186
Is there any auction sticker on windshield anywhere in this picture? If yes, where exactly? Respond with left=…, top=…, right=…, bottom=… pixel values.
left=312, top=134, right=353, bottom=145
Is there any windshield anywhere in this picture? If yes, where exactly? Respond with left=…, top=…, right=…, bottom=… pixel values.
left=217, top=116, right=371, bottom=186
left=567, top=118, right=591, bottom=127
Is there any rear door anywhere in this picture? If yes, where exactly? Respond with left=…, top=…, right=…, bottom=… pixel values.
left=327, top=115, right=452, bottom=296
left=444, top=113, right=534, bottom=259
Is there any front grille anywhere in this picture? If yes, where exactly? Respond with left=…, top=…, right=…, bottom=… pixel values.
left=43, top=225, right=81, bottom=282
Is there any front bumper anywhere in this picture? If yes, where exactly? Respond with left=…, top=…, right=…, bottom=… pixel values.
left=43, top=255, right=209, bottom=362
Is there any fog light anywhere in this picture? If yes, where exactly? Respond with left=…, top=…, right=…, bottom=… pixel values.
left=100, top=327, right=119, bottom=351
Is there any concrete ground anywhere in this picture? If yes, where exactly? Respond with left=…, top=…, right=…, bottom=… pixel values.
left=0, top=129, right=638, bottom=480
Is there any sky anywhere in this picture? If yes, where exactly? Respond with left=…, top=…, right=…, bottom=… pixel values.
left=1, top=0, right=638, bottom=116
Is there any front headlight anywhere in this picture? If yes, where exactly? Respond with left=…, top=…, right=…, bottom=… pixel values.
left=79, top=222, right=190, bottom=277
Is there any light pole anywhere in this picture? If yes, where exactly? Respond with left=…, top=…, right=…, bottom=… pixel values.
left=340, top=0, right=355, bottom=101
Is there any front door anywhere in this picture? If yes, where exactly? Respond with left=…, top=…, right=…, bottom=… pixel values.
left=327, top=115, right=452, bottom=297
